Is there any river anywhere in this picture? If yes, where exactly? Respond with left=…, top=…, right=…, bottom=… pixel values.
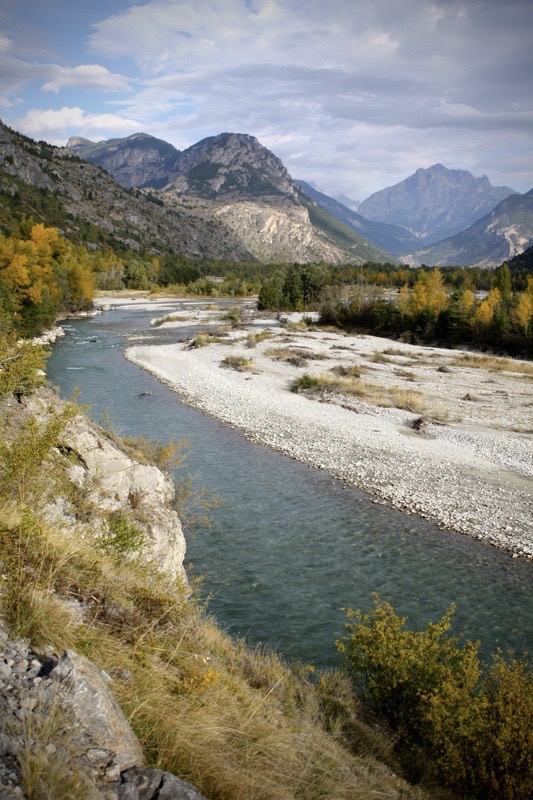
left=47, top=300, right=532, bottom=668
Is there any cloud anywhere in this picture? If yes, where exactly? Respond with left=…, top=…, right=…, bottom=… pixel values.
left=42, top=64, right=131, bottom=94
left=0, top=52, right=130, bottom=99
left=17, top=107, right=141, bottom=144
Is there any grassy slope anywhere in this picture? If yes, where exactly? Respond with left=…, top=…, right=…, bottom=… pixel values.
left=0, top=388, right=429, bottom=800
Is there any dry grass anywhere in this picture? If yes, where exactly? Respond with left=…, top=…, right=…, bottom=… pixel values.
left=266, top=346, right=328, bottom=368
left=246, top=330, right=273, bottom=348
left=153, top=314, right=189, bottom=327
left=220, top=355, right=255, bottom=372
left=450, top=352, right=533, bottom=376
left=393, top=368, right=417, bottom=382
left=291, top=373, right=425, bottom=413
left=0, top=506, right=426, bottom=800
left=188, top=332, right=226, bottom=349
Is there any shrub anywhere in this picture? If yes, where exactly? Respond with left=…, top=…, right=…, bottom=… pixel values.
left=338, top=595, right=533, bottom=798
left=0, top=335, right=48, bottom=397
left=246, top=329, right=273, bottom=348
left=97, top=510, right=145, bottom=555
left=290, top=373, right=324, bottom=393
left=220, top=355, right=254, bottom=372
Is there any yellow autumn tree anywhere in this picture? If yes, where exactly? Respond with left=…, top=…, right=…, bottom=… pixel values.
left=513, top=291, right=533, bottom=338
left=474, top=288, right=502, bottom=327
left=0, top=224, right=94, bottom=335
left=409, top=269, right=448, bottom=316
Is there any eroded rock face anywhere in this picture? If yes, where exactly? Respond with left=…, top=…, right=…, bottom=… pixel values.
left=8, top=389, right=187, bottom=583
left=214, top=200, right=350, bottom=264
left=62, top=416, right=187, bottom=582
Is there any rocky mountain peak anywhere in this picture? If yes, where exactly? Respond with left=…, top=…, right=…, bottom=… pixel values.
left=66, top=135, right=96, bottom=150
left=166, top=131, right=296, bottom=201
left=66, top=132, right=182, bottom=189
left=358, top=164, right=518, bottom=244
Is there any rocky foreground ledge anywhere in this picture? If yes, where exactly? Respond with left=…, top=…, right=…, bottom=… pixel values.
left=0, top=623, right=207, bottom=799
left=0, top=389, right=206, bottom=798
left=126, top=305, right=532, bottom=559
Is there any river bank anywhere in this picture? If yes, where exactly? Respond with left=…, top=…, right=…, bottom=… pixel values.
left=118, top=298, right=533, bottom=559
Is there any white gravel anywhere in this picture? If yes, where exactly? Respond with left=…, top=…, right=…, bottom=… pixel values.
left=124, top=305, right=533, bottom=559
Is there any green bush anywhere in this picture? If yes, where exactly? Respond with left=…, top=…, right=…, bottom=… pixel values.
left=98, top=510, right=145, bottom=555
left=290, top=373, right=324, bottom=393
left=338, top=595, right=533, bottom=798
left=220, top=355, right=254, bottom=372
left=0, top=334, right=47, bottom=397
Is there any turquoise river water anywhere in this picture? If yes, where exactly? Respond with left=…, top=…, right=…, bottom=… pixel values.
left=47, top=302, right=532, bottom=668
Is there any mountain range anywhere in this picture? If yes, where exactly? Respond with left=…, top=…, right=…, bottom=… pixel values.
left=1, top=119, right=532, bottom=267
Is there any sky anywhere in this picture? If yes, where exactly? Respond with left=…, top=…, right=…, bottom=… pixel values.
left=1, top=0, right=532, bottom=201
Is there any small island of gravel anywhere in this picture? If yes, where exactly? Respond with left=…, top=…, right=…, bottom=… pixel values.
left=122, top=300, right=532, bottom=559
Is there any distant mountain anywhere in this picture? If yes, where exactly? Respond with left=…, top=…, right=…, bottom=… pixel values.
left=334, top=193, right=360, bottom=212
left=67, top=130, right=393, bottom=265
left=66, top=132, right=182, bottom=189
left=357, top=164, right=518, bottom=244
left=296, top=180, right=421, bottom=256
left=400, top=189, right=533, bottom=268
left=164, top=132, right=297, bottom=201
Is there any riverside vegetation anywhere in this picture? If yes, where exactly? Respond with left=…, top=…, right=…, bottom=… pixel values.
left=0, top=222, right=531, bottom=798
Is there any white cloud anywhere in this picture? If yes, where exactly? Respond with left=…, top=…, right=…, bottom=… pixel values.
left=42, top=64, right=131, bottom=94
left=17, top=107, right=141, bottom=144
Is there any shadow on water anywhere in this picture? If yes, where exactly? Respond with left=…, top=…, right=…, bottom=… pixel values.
left=47, top=303, right=533, bottom=668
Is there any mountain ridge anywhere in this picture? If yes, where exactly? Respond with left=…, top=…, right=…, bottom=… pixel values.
left=296, top=180, right=420, bottom=256
left=400, top=188, right=533, bottom=267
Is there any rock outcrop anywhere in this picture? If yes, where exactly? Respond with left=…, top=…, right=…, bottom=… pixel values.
left=0, top=624, right=208, bottom=798
left=3, top=388, right=188, bottom=583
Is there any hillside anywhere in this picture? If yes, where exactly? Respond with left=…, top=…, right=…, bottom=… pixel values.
left=66, top=129, right=394, bottom=264
left=296, top=180, right=420, bottom=256
left=67, top=131, right=182, bottom=189
left=357, top=164, right=517, bottom=244
left=401, top=188, right=533, bottom=267
left=0, top=121, right=252, bottom=260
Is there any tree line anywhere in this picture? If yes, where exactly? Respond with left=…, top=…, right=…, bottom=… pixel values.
left=259, top=262, right=533, bottom=357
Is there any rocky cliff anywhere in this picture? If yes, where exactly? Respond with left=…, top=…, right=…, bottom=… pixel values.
left=2, top=388, right=187, bottom=583
left=0, top=387, right=209, bottom=798
left=67, top=132, right=182, bottom=190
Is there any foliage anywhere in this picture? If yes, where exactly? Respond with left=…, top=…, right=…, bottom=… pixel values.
left=258, top=264, right=331, bottom=311
left=0, top=333, right=47, bottom=397
left=319, top=266, right=533, bottom=357
left=97, top=510, right=145, bottom=555
left=220, top=355, right=255, bottom=372
left=338, top=595, right=533, bottom=798
left=0, top=399, right=78, bottom=502
left=0, top=223, right=93, bottom=336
